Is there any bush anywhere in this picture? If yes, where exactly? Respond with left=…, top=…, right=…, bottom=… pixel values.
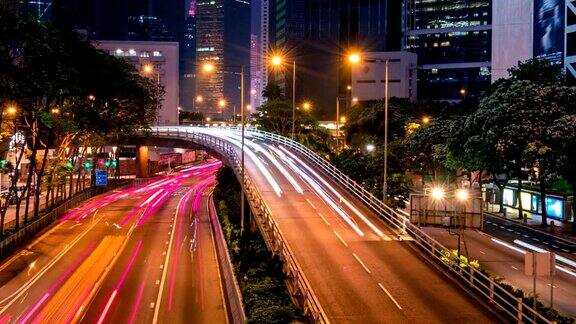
left=214, top=166, right=302, bottom=323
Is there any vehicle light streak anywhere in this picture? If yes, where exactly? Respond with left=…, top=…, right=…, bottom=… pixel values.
left=18, top=243, right=96, bottom=323
left=278, top=146, right=386, bottom=238
left=270, top=146, right=364, bottom=236
left=491, top=238, right=527, bottom=254
left=97, top=240, right=142, bottom=324
left=513, top=239, right=576, bottom=269
left=196, top=129, right=283, bottom=196
left=228, top=134, right=303, bottom=193
left=128, top=281, right=146, bottom=324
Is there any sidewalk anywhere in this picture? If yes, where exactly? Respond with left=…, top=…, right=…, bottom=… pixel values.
left=485, top=203, right=576, bottom=244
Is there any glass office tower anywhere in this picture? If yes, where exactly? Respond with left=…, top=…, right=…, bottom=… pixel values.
left=404, top=0, right=492, bottom=100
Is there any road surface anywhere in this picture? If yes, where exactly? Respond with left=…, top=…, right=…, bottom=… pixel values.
left=0, top=161, right=226, bottom=323
left=181, top=127, right=497, bottom=323
left=422, top=227, right=576, bottom=317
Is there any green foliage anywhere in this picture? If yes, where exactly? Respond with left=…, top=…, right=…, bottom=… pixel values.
left=179, top=111, right=204, bottom=124
left=213, top=166, right=301, bottom=323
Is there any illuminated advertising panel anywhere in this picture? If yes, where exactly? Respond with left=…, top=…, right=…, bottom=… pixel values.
left=534, top=0, right=565, bottom=63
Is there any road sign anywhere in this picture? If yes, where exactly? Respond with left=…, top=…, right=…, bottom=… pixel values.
left=95, top=170, right=108, bottom=186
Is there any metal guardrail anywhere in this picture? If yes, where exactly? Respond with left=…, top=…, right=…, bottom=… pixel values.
left=0, top=180, right=135, bottom=259
left=243, top=128, right=551, bottom=324
left=207, top=193, right=246, bottom=324
left=151, top=128, right=329, bottom=323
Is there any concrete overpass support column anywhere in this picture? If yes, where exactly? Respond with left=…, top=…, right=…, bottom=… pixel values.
left=136, top=145, right=150, bottom=178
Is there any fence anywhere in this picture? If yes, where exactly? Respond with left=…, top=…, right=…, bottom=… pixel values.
left=244, top=128, right=551, bottom=323
left=0, top=180, right=137, bottom=259
left=150, top=127, right=330, bottom=324
left=207, top=194, right=246, bottom=324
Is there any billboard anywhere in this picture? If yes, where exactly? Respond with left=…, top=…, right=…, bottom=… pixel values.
left=534, top=0, right=565, bottom=63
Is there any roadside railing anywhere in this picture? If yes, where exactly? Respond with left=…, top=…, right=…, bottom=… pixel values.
left=243, top=128, right=551, bottom=324
left=207, top=193, right=246, bottom=324
left=0, top=180, right=136, bottom=259
left=151, top=127, right=329, bottom=323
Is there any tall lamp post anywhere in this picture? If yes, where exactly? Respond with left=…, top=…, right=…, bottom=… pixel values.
left=349, top=52, right=389, bottom=203
left=201, top=62, right=246, bottom=233
left=143, top=63, right=161, bottom=126
left=270, top=55, right=297, bottom=140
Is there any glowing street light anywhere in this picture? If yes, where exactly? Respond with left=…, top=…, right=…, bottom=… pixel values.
left=302, top=101, right=311, bottom=111
left=218, top=99, right=226, bottom=108
left=202, top=62, right=215, bottom=73
left=50, top=107, right=60, bottom=115
left=88, top=95, right=96, bottom=101
left=456, top=189, right=469, bottom=202
left=366, top=144, right=375, bottom=152
left=195, top=95, right=203, bottom=103
left=352, top=97, right=359, bottom=104
left=460, top=88, right=467, bottom=96
left=143, top=64, right=154, bottom=74
left=340, top=116, right=347, bottom=123
left=270, top=55, right=283, bottom=66
left=205, top=117, right=211, bottom=122
left=346, top=85, right=352, bottom=91
left=5, top=105, right=17, bottom=115
left=422, top=116, right=431, bottom=124
left=348, top=53, right=361, bottom=64
left=431, top=187, right=445, bottom=200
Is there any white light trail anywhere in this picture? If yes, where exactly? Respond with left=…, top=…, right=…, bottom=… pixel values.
left=278, top=145, right=385, bottom=238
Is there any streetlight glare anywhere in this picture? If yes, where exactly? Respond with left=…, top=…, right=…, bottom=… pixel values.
left=143, top=64, right=154, bottom=74
left=348, top=53, right=361, bottom=64
left=456, top=189, right=469, bottom=202
left=218, top=99, right=226, bottom=108
left=352, top=97, right=359, bottom=104
left=195, top=95, right=203, bottom=103
left=202, top=62, right=215, bottom=73
left=5, top=105, right=17, bottom=115
left=431, top=187, right=445, bottom=200
left=302, top=102, right=311, bottom=110
left=422, top=116, right=430, bottom=124
left=460, top=88, right=467, bottom=96
left=246, top=104, right=252, bottom=111
left=366, top=144, right=375, bottom=152
left=340, top=116, right=347, bottom=123
left=346, top=85, right=352, bottom=91
left=270, top=55, right=283, bottom=66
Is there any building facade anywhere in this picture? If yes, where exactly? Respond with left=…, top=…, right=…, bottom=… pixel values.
left=351, top=52, right=418, bottom=102
left=195, top=0, right=225, bottom=118
left=404, top=0, right=492, bottom=101
left=94, top=40, right=180, bottom=126
left=271, top=0, right=401, bottom=117
left=491, top=0, right=575, bottom=84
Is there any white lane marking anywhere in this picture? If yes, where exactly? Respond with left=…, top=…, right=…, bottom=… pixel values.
left=523, top=235, right=530, bottom=238
left=547, top=284, right=558, bottom=288
left=333, top=231, right=348, bottom=247
left=532, top=238, right=540, bottom=241
left=318, top=213, right=330, bottom=226
left=511, top=266, right=519, bottom=270
left=352, top=253, right=371, bottom=274
left=562, top=249, right=570, bottom=253
left=152, top=192, right=185, bottom=324
left=305, top=198, right=316, bottom=210
left=378, top=283, right=402, bottom=310
left=543, top=242, right=549, bottom=245
left=514, top=232, right=521, bottom=235
left=506, top=228, right=513, bottom=232
left=479, top=250, right=486, bottom=255
left=552, top=245, right=559, bottom=249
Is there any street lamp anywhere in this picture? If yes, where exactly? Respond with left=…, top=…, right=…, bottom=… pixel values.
left=349, top=51, right=389, bottom=203
left=202, top=63, right=247, bottom=233
left=195, top=95, right=203, bottom=103
left=455, top=189, right=469, bottom=202
left=270, top=53, right=297, bottom=140
left=352, top=97, right=359, bottom=104
left=5, top=105, right=17, bottom=116
left=302, top=101, right=311, bottom=111
left=431, top=187, right=445, bottom=201
left=422, top=116, right=431, bottom=124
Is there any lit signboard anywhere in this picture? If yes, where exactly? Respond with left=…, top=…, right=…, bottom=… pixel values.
left=534, top=0, right=565, bottom=63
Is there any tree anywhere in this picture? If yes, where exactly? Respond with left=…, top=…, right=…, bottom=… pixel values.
left=261, top=82, right=284, bottom=101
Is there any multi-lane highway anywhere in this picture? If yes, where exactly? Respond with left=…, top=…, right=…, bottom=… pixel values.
left=0, top=161, right=226, bottom=323
left=175, top=127, right=496, bottom=323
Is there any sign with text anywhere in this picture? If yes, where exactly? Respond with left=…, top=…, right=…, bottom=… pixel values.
left=95, top=170, right=108, bottom=186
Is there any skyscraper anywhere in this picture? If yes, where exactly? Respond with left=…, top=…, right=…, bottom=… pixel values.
left=403, top=0, right=492, bottom=101
left=180, top=0, right=197, bottom=112
left=195, top=0, right=250, bottom=118
left=271, top=0, right=401, bottom=117
left=195, top=0, right=225, bottom=117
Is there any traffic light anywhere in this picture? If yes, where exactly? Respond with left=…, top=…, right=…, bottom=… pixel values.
left=110, top=159, right=118, bottom=168
left=104, top=159, right=111, bottom=168
left=84, top=161, right=92, bottom=170
left=65, top=161, right=73, bottom=170
left=0, top=160, right=6, bottom=168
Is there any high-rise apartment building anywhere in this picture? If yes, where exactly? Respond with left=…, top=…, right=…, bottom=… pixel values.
left=271, top=0, right=401, bottom=117
left=180, top=0, right=197, bottom=112
left=403, top=0, right=492, bottom=101
left=564, top=0, right=576, bottom=84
